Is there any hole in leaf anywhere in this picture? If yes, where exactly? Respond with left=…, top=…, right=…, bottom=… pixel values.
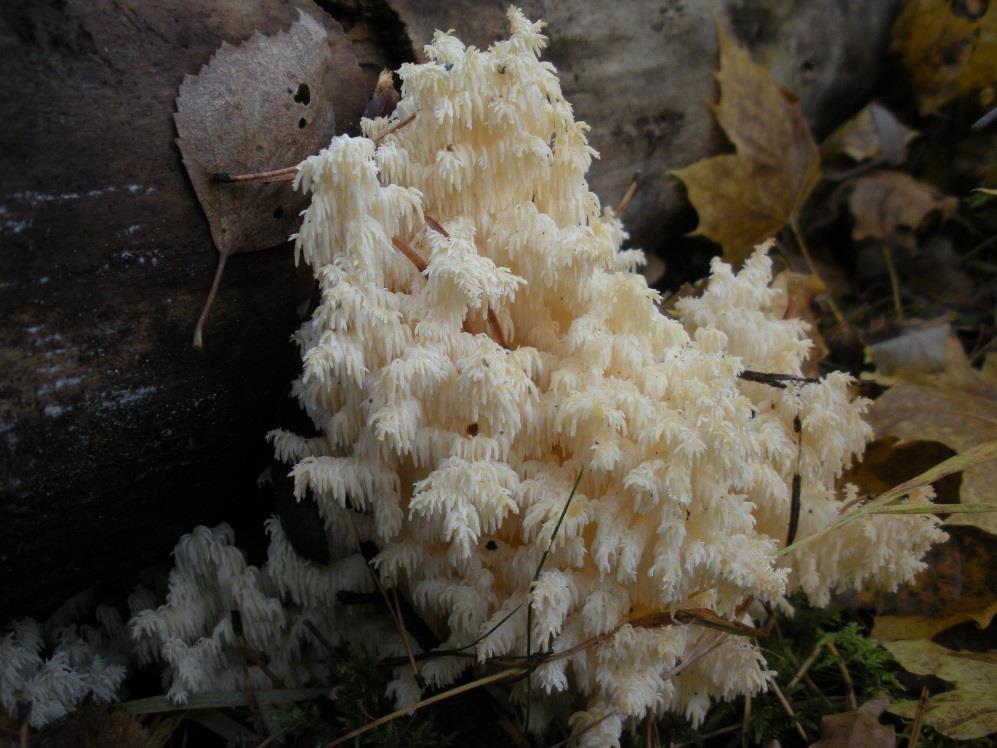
left=298, top=117, right=307, bottom=129
left=294, top=82, right=311, bottom=105
left=273, top=207, right=284, bottom=219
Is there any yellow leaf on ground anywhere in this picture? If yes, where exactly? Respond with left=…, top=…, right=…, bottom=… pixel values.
left=867, top=335, right=997, bottom=533
left=849, top=171, right=958, bottom=241
left=672, top=25, right=820, bottom=264
left=886, top=641, right=997, bottom=740
left=892, top=0, right=997, bottom=115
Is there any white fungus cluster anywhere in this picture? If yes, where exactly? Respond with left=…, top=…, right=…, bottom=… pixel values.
left=262, top=8, right=945, bottom=742
left=0, top=593, right=130, bottom=728
left=1, top=7, right=945, bottom=741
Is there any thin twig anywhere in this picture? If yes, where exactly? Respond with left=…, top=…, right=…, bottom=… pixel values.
left=738, top=370, right=818, bottom=388
left=788, top=642, right=823, bottom=689
left=525, top=468, right=585, bottom=732
left=674, top=724, right=740, bottom=747
left=391, top=587, right=425, bottom=687
left=545, top=712, right=614, bottom=748
left=769, top=677, right=808, bottom=742
left=824, top=640, right=857, bottom=710
left=193, top=252, right=228, bottom=349
left=391, top=236, right=428, bottom=273
left=373, top=113, right=417, bottom=144
left=909, top=686, right=930, bottom=748
left=303, top=620, right=337, bottom=660
left=615, top=172, right=641, bottom=216
left=883, top=241, right=903, bottom=319
left=323, top=667, right=523, bottom=747
left=741, top=694, right=751, bottom=748
left=425, top=216, right=510, bottom=348
left=788, top=219, right=849, bottom=331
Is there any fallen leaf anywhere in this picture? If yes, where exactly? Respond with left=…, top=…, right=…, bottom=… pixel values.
left=672, top=25, right=820, bottom=264
left=867, top=335, right=997, bottom=533
left=823, top=102, right=919, bottom=164
left=174, top=8, right=366, bottom=346
left=772, top=270, right=829, bottom=377
left=886, top=641, right=997, bottom=740
left=891, top=0, right=997, bottom=116
left=810, top=693, right=896, bottom=748
left=866, top=320, right=950, bottom=375
left=869, top=525, right=997, bottom=641
left=849, top=171, right=958, bottom=241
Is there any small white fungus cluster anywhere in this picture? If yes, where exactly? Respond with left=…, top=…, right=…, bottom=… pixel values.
left=0, top=593, right=129, bottom=728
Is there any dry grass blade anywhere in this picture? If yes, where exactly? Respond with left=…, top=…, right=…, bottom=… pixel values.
left=121, top=688, right=330, bottom=715
left=909, top=686, right=930, bottom=748
left=614, top=173, right=640, bottom=216
left=779, top=440, right=997, bottom=556
left=323, top=667, right=523, bottom=747
left=372, top=112, right=416, bottom=144
left=769, top=677, right=808, bottom=742
left=825, top=640, right=857, bottom=710
left=788, top=642, right=823, bottom=689
left=211, top=165, right=297, bottom=184
left=525, top=467, right=585, bottom=731
left=869, top=502, right=997, bottom=515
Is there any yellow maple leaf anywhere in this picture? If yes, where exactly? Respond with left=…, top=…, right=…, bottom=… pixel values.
left=892, top=0, right=997, bottom=116
left=672, top=24, right=820, bottom=264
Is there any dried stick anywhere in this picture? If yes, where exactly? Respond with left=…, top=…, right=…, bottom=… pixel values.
left=883, top=241, right=903, bottom=319
left=788, top=642, right=824, bottom=689
left=825, top=640, right=857, bottom=710
left=769, top=677, right=808, bottom=742
left=741, top=694, right=751, bottom=748
left=425, top=216, right=510, bottom=348
left=373, top=112, right=416, bottom=144
left=788, top=219, right=849, bottom=331
left=323, top=667, right=523, bottom=747
left=909, top=686, right=929, bottom=748
left=391, top=236, right=428, bottom=272
left=614, top=173, right=640, bottom=216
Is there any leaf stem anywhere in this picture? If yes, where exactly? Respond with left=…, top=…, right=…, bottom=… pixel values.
left=882, top=241, right=903, bottom=319
left=787, top=219, right=848, bottom=331
left=193, top=251, right=228, bottom=349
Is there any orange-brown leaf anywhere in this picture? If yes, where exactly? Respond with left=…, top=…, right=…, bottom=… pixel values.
left=672, top=25, right=820, bottom=264
left=891, top=0, right=997, bottom=116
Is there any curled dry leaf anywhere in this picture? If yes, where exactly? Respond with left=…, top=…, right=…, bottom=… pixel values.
left=810, top=693, right=896, bottom=748
left=672, top=24, right=820, bottom=264
left=822, top=102, right=918, bottom=165
left=867, top=334, right=997, bottom=533
left=886, top=641, right=997, bottom=740
left=891, top=0, right=997, bottom=116
left=848, top=171, right=957, bottom=241
left=866, top=320, right=950, bottom=375
left=174, top=7, right=366, bottom=347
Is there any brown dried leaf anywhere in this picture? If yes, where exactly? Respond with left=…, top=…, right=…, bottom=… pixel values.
left=810, top=693, right=896, bottom=748
left=822, top=103, right=919, bottom=164
left=672, top=25, right=820, bottom=264
left=175, top=7, right=366, bottom=345
left=891, top=0, right=997, bottom=116
left=867, top=334, right=997, bottom=533
left=849, top=171, right=957, bottom=241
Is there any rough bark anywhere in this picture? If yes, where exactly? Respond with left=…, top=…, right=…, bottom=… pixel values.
left=0, top=0, right=902, bottom=615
